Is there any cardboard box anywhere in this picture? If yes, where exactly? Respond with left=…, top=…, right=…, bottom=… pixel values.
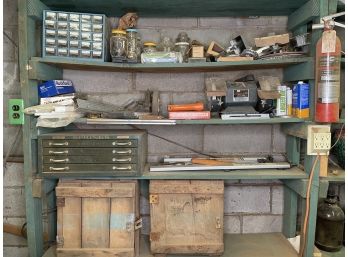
left=168, top=111, right=211, bottom=120
left=38, top=80, right=75, bottom=98
left=191, top=45, right=204, bottom=58
left=217, top=56, right=253, bottom=62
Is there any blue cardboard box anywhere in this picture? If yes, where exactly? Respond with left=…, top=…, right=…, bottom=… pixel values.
left=38, top=80, right=75, bottom=98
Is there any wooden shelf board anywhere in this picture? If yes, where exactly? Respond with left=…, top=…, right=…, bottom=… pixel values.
left=321, top=166, right=345, bottom=183
left=42, top=167, right=308, bottom=180
left=40, top=0, right=309, bottom=17
left=31, top=56, right=312, bottom=73
left=74, top=117, right=306, bottom=125
left=42, top=233, right=299, bottom=257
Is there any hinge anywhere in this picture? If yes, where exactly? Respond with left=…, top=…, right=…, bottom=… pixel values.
left=56, top=236, right=64, bottom=247
left=26, top=64, right=32, bottom=71
left=56, top=197, right=65, bottom=207
left=149, top=194, right=158, bottom=204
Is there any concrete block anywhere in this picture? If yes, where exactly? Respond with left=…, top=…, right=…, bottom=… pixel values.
left=205, top=69, right=284, bottom=82
left=242, top=215, right=282, bottom=233
left=339, top=184, right=345, bottom=209
left=203, top=125, right=272, bottom=154
left=3, top=247, right=28, bottom=257
left=140, top=195, right=150, bottom=215
left=85, top=93, right=144, bottom=108
left=3, top=27, right=18, bottom=62
left=273, top=124, right=286, bottom=153
left=146, top=125, right=204, bottom=154
left=172, top=92, right=206, bottom=104
left=271, top=186, right=284, bottom=214
left=137, top=18, right=198, bottom=28
left=224, top=215, right=241, bottom=234
left=4, top=218, right=27, bottom=246
left=136, top=73, right=205, bottom=92
left=159, top=93, right=171, bottom=116
left=3, top=62, right=20, bottom=94
left=4, top=163, right=24, bottom=187
left=199, top=17, right=271, bottom=28
left=141, top=215, right=150, bottom=235
left=3, top=126, right=23, bottom=157
left=270, top=16, right=288, bottom=27
left=3, top=188, right=26, bottom=217
left=224, top=186, right=271, bottom=214
left=63, top=69, right=131, bottom=93
left=3, top=0, right=18, bottom=26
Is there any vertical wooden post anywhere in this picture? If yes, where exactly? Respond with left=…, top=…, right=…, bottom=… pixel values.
left=282, top=186, right=298, bottom=238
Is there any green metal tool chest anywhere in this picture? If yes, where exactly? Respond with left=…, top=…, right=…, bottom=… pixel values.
left=38, top=130, right=147, bottom=177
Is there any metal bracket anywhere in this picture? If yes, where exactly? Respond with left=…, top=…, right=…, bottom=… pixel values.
left=149, top=194, right=158, bottom=204
left=135, top=218, right=143, bottom=230
left=215, top=217, right=222, bottom=229
left=56, top=236, right=64, bottom=247
left=32, top=179, right=42, bottom=198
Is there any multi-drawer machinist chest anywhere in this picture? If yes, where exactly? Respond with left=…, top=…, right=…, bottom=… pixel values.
left=38, top=130, right=147, bottom=177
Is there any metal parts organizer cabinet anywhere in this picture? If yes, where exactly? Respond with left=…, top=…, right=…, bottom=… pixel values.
left=18, top=0, right=343, bottom=257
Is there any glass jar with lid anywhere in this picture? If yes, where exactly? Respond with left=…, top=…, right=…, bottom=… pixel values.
left=143, top=42, right=157, bottom=53
left=110, top=29, right=127, bottom=62
left=126, top=29, right=138, bottom=61
left=175, top=42, right=190, bottom=62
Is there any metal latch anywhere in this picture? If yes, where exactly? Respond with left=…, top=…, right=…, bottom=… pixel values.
left=56, top=198, right=65, bottom=207
left=149, top=194, right=158, bottom=204
left=135, top=218, right=142, bottom=230
left=216, top=217, right=222, bottom=229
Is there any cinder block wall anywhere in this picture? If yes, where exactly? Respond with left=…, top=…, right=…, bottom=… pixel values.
left=3, top=1, right=345, bottom=257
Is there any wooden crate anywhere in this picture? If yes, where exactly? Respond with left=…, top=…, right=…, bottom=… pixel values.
left=56, top=179, right=140, bottom=257
left=149, top=180, right=224, bottom=256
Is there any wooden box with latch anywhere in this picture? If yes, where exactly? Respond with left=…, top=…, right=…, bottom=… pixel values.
left=55, top=179, right=141, bottom=257
left=149, top=180, right=224, bottom=256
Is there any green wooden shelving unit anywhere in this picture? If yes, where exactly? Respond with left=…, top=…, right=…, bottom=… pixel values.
left=18, top=0, right=344, bottom=257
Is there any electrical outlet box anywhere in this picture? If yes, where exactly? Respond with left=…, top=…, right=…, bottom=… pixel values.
left=9, top=99, right=24, bottom=125
left=307, top=125, right=331, bottom=155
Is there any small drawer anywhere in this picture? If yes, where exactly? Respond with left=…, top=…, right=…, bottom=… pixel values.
left=57, top=48, right=68, bottom=57
left=57, top=21, right=68, bottom=30
left=43, top=155, right=136, bottom=164
left=69, top=22, right=80, bottom=31
left=57, top=13, right=68, bottom=21
left=57, top=30, right=68, bottom=38
left=43, top=147, right=137, bottom=156
left=42, top=139, right=138, bottom=148
left=45, top=11, right=57, bottom=20
left=69, top=14, right=80, bottom=22
left=81, top=14, right=92, bottom=23
left=44, top=20, right=56, bottom=29
left=43, top=164, right=137, bottom=173
left=69, top=49, right=80, bottom=57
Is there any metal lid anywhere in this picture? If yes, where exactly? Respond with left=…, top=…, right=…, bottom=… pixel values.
left=144, top=42, right=157, bottom=47
left=112, top=29, right=126, bottom=35
left=126, top=28, right=138, bottom=32
left=175, top=42, right=189, bottom=45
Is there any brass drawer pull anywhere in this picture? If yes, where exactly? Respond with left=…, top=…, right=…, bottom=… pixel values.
left=49, top=166, right=69, bottom=171
left=112, top=149, right=132, bottom=154
left=49, top=150, right=69, bottom=154
left=112, top=166, right=132, bottom=170
left=49, top=158, right=69, bottom=163
left=49, top=142, right=69, bottom=146
left=112, top=141, right=132, bottom=146
left=112, top=158, right=131, bottom=162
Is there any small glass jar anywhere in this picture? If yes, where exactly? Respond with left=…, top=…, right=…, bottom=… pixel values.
left=110, top=29, right=127, bottom=61
left=175, top=42, right=190, bottom=62
left=126, top=29, right=138, bottom=61
left=143, top=42, right=157, bottom=53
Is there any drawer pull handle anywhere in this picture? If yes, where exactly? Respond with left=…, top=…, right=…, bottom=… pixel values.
left=112, top=150, right=132, bottom=154
left=49, top=150, right=69, bottom=154
left=112, top=158, right=131, bottom=162
left=112, top=166, right=132, bottom=170
left=49, top=158, right=69, bottom=163
left=49, top=142, right=69, bottom=146
left=49, top=166, right=69, bottom=171
left=112, top=142, right=132, bottom=146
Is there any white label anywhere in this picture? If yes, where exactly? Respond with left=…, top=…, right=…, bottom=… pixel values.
left=322, top=30, right=336, bottom=53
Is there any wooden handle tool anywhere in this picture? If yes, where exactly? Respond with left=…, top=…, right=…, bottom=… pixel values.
left=191, top=158, right=232, bottom=166
left=168, top=102, right=204, bottom=112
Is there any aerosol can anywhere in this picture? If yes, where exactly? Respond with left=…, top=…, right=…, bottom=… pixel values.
left=313, top=14, right=344, bottom=122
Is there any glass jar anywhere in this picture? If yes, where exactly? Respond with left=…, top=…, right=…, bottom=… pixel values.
left=110, top=29, right=127, bottom=61
left=143, top=42, right=157, bottom=53
left=126, top=29, right=138, bottom=61
left=175, top=42, right=189, bottom=62
left=158, top=36, right=174, bottom=52
left=176, top=32, right=190, bottom=43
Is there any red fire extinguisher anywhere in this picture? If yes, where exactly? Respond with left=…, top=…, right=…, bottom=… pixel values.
left=315, top=19, right=342, bottom=123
